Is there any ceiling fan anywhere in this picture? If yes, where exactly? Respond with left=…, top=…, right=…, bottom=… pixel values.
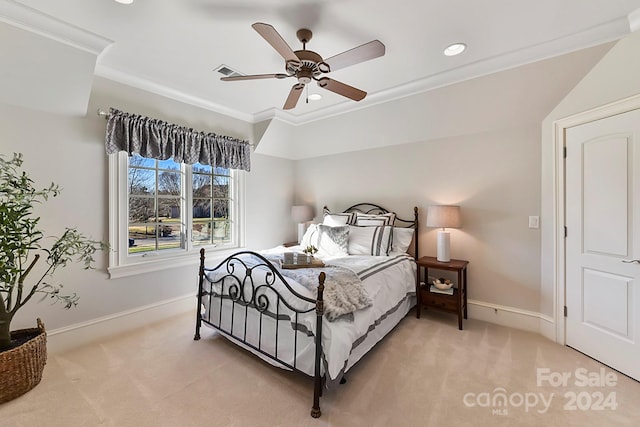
left=221, top=22, right=385, bottom=110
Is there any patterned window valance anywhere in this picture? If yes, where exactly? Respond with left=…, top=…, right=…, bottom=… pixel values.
left=104, top=108, right=251, bottom=172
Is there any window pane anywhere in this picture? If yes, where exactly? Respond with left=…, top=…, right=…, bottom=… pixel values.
left=158, top=198, right=180, bottom=219
left=193, top=219, right=212, bottom=245
left=214, top=166, right=230, bottom=176
left=193, top=199, right=210, bottom=219
left=193, top=173, right=211, bottom=197
left=129, top=197, right=155, bottom=223
left=128, top=223, right=157, bottom=254
left=157, top=158, right=180, bottom=171
left=158, top=171, right=181, bottom=196
left=212, top=220, right=229, bottom=242
left=158, top=224, right=180, bottom=250
left=214, top=174, right=230, bottom=184
left=130, top=154, right=155, bottom=168
left=213, top=199, right=229, bottom=219
left=128, top=168, right=155, bottom=196
left=213, top=175, right=229, bottom=199
left=193, top=163, right=212, bottom=173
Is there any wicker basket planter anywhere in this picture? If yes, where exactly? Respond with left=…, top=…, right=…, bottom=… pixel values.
left=0, top=319, right=47, bottom=404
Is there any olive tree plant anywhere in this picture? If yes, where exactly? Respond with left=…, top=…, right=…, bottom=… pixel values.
left=0, top=153, right=107, bottom=351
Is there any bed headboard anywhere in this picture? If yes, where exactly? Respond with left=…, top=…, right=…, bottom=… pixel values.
left=324, top=203, right=419, bottom=260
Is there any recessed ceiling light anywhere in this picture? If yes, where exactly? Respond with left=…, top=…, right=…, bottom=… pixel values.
left=444, top=43, right=466, bottom=57
left=114, top=0, right=134, bottom=4
left=308, top=93, right=322, bottom=101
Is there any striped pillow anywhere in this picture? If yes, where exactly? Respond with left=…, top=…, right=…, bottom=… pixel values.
left=354, top=212, right=396, bottom=227
left=348, top=225, right=393, bottom=256
left=323, top=207, right=356, bottom=226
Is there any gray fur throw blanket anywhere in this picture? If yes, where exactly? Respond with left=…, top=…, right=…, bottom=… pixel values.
left=277, top=264, right=372, bottom=322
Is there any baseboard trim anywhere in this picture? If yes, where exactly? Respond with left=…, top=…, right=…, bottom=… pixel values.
left=47, top=293, right=196, bottom=354
left=46, top=295, right=557, bottom=354
left=468, top=299, right=555, bottom=336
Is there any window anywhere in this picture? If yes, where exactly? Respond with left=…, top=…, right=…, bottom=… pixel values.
left=108, top=152, right=244, bottom=278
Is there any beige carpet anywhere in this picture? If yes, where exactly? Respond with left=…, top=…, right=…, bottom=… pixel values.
left=1, top=309, right=639, bottom=427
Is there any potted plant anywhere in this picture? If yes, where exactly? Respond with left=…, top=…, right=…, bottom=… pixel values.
left=0, top=153, right=107, bottom=403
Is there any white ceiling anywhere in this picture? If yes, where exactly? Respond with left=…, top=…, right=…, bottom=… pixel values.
left=8, top=0, right=640, bottom=123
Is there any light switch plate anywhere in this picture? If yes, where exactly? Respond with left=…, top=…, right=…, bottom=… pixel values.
left=528, top=216, right=539, bottom=229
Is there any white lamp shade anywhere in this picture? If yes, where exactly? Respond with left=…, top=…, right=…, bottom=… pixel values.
left=426, top=205, right=461, bottom=229
left=291, top=205, right=313, bottom=223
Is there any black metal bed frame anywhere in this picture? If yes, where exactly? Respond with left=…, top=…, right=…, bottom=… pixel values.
left=194, top=203, right=418, bottom=418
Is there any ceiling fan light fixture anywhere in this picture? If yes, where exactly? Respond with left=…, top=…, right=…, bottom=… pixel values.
left=114, top=0, right=134, bottom=4
left=444, top=43, right=466, bottom=56
left=308, top=93, right=322, bottom=101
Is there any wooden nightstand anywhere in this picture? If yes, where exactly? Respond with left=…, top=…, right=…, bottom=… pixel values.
left=415, top=256, right=469, bottom=330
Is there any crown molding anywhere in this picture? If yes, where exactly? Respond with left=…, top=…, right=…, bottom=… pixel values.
left=0, top=0, right=111, bottom=55
left=253, top=107, right=299, bottom=125
left=629, top=8, right=640, bottom=33
left=269, top=15, right=630, bottom=127
left=95, top=64, right=254, bottom=123
left=94, top=13, right=631, bottom=127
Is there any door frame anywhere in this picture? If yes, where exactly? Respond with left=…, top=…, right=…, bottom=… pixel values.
left=553, top=93, right=640, bottom=345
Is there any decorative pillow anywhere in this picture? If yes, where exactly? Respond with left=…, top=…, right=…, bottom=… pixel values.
left=354, top=212, right=396, bottom=227
left=389, top=227, right=414, bottom=254
left=300, top=223, right=319, bottom=248
left=323, top=214, right=351, bottom=227
left=322, top=207, right=355, bottom=226
left=317, top=224, right=349, bottom=257
left=348, top=225, right=393, bottom=256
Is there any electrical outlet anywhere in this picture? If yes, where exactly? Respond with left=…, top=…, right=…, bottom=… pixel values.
left=528, top=216, right=539, bottom=229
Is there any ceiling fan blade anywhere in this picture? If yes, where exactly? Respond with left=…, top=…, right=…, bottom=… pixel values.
left=252, top=22, right=300, bottom=65
left=324, top=40, right=385, bottom=72
left=317, top=77, right=366, bottom=101
left=221, top=73, right=288, bottom=81
left=283, top=83, right=305, bottom=110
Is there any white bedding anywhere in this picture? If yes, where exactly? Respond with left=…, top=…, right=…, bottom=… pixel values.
left=201, top=246, right=416, bottom=381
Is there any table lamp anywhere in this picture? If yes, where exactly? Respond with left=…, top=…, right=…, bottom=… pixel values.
left=426, top=205, right=461, bottom=262
left=291, top=205, right=314, bottom=243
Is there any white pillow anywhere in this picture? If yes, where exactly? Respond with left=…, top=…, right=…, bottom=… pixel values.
left=317, top=224, right=349, bottom=257
left=300, top=223, right=319, bottom=248
left=348, top=225, right=393, bottom=256
left=390, top=227, right=414, bottom=254
left=323, top=214, right=351, bottom=227
left=354, top=212, right=396, bottom=227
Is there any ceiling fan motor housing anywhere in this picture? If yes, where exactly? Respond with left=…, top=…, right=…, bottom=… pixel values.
left=287, top=50, right=329, bottom=83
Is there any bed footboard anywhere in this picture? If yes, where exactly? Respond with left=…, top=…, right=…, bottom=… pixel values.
left=194, top=249, right=326, bottom=418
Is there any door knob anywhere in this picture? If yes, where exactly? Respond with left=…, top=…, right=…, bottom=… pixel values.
left=621, top=259, right=640, bottom=264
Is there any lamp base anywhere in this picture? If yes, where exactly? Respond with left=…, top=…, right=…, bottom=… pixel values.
left=297, top=223, right=306, bottom=244
left=436, top=230, right=451, bottom=262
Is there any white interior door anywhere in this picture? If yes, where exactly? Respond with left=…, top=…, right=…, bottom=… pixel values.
left=566, top=108, right=640, bottom=381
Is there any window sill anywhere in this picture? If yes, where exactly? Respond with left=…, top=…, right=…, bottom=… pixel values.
left=108, top=246, right=246, bottom=279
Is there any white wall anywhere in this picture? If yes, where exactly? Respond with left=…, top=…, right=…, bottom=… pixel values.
left=0, top=77, right=294, bottom=346
left=1, top=33, right=624, bottom=347
left=295, top=126, right=542, bottom=312
left=540, top=30, right=640, bottom=320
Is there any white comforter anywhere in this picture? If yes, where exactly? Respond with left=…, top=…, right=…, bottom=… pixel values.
left=203, top=246, right=417, bottom=380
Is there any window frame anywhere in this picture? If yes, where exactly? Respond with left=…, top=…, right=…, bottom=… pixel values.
left=108, top=152, right=245, bottom=278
